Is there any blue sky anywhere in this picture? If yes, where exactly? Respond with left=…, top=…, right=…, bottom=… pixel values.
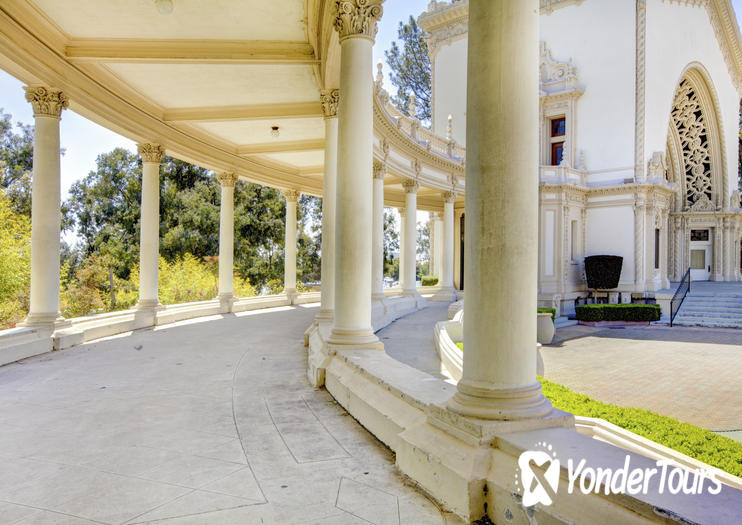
left=0, top=0, right=738, bottom=207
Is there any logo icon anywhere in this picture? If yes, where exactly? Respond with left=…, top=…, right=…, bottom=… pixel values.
left=517, top=442, right=560, bottom=507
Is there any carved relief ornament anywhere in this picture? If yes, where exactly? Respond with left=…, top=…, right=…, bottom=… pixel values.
left=24, top=86, right=69, bottom=118
left=137, top=143, right=165, bottom=163
left=334, top=0, right=384, bottom=42
left=320, top=89, right=340, bottom=118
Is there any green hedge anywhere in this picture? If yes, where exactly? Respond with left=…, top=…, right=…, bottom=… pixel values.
left=538, top=307, right=556, bottom=322
left=421, top=275, right=439, bottom=286
left=575, top=303, right=660, bottom=322
left=540, top=377, right=742, bottom=478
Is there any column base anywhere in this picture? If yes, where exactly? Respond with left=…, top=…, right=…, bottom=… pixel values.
left=285, top=288, right=299, bottom=305
left=371, top=293, right=388, bottom=313
left=326, top=326, right=383, bottom=349
left=18, top=312, right=70, bottom=329
left=135, top=299, right=164, bottom=311
left=430, top=286, right=457, bottom=302
left=402, top=289, right=425, bottom=308
left=447, top=380, right=553, bottom=421
left=304, top=309, right=333, bottom=347
left=216, top=293, right=235, bottom=313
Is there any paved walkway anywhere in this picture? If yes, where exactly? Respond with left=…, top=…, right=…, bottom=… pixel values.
left=0, top=305, right=458, bottom=524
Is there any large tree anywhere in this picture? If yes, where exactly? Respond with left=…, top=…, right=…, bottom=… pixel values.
left=0, top=110, right=34, bottom=217
left=384, top=16, right=432, bottom=121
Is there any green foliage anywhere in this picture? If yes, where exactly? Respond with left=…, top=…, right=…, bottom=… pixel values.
left=540, top=378, right=742, bottom=478
left=575, top=304, right=661, bottom=322
left=384, top=16, right=432, bottom=121
left=60, top=254, right=111, bottom=317
left=421, top=275, right=438, bottom=286
left=0, top=190, right=31, bottom=327
left=0, top=109, right=34, bottom=217
left=383, top=209, right=399, bottom=278
left=266, top=279, right=284, bottom=295
left=538, top=307, right=557, bottom=322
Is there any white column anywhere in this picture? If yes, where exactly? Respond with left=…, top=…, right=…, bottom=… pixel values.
left=433, top=191, right=457, bottom=301
left=20, top=86, right=68, bottom=327
left=328, top=0, right=384, bottom=347
left=401, top=179, right=419, bottom=295
left=398, top=208, right=405, bottom=286
left=317, top=90, right=339, bottom=321
left=284, top=189, right=299, bottom=301
left=217, top=172, right=238, bottom=306
left=430, top=212, right=442, bottom=278
left=372, top=160, right=386, bottom=301
left=136, top=143, right=165, bottom=310
left=448, top=0, right=551, bottom=420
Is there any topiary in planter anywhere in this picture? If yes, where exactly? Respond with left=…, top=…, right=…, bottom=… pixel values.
left=584, top=255, right=623, bottom=290
left=421, top=275, right=439, bottom=286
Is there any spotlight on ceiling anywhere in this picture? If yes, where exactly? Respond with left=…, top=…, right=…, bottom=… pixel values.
left=154, top=0, right=173, bottom=14
left=271, top=126, right=280, bottom=138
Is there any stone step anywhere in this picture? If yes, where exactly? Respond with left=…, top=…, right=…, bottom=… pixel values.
left=672, top=316, right=742, bottom=329
left=555, top=316, right=578, bottom=329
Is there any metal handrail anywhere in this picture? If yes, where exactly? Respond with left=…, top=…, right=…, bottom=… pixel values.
left=670, top=268, right=691, bottom=326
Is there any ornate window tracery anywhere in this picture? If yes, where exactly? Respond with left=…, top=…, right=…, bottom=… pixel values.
left=670, top=79, right=713, bottom=209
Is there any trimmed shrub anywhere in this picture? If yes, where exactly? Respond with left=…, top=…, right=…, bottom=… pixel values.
left=538, top=307, right=556, bottom=322
left=575, top=303, right=660, bottom=322
left=421, top=275, right=439, bottom=286
left=584, top=255, right=623, bottom=289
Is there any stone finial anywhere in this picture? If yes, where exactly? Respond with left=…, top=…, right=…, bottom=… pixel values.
left=137, top=143, right=165, bottom=163
left=320, top=89, right=340, bottom=119
left=217, top=171, right=238, bottom=187
left=373, top=159, right=386, bottom=180
left=334, top=0, right=384, bottom=42
left=442, top=190, right=457, bottom=203
left=375, top=60, right=384, bottom=90
left=284, top=189, right=301, bottom=202
left=446, top=114, right=453, bottom=141
left=402, top=179, right=419, bottom=193
left=24, top=86, right=69, bottom=118
left=408, top=92, right=417, bottom=119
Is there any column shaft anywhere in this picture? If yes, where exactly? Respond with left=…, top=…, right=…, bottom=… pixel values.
left=318, top=97, right=339, bottom=319
left=329, top=32, right=379, bottom=346
left=402, top=181, right=418, bottom=294
left=217, top=172, right=237, bottom=301
left=284, top=190, right=299, bottom=297
left=399, top=208, right=405, bottom=286
left=136, top=144, right=164, bottom=309
left=372, top=162, right=386, bottom=300
left=448, top=0, right=551, bottom=420
left=23, top=87, right=68, bottom=326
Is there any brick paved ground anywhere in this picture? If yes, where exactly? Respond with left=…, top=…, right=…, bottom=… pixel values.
left=541, top=324, right=742, bottom=432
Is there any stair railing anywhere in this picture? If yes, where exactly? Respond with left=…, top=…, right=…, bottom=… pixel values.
left=670, top=267, right=691, bottom=327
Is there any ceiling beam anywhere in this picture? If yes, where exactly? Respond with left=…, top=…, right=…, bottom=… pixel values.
left=65, top=39, right=318, bottom=65
left=237, top=139, right=325, bottom=156
left=163, top=102, right=323, bottom=122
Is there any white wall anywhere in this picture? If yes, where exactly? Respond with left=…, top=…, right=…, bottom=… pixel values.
left=586, top=204, right=636, bottom=285
left=644, top=0, right=739, bottom=203
left=432, top=38, right=468, bottom=143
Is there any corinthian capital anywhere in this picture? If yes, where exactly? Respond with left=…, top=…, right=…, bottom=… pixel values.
left=334, top=0, right=384, bottom=42
left=137, top=143, right=165, bottom=163
left=320, top=89, right=340, bottom=119
left=284, top=189, right=301, bottom=202
left=217, top=171, right=238, bottom=187
left=24, top=86, right=69, bottom=118
left=372, top=159, right=386, bottom=180
left=442, top=191, right=457, bottom=203
left=402, top=179, right=419, bottom=194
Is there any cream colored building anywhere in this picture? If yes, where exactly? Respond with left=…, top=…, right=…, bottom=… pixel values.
left=421, top=0, right=742, bottom=315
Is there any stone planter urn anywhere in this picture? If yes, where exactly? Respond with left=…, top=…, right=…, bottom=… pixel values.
left=537, top=312, right=555, bottom=345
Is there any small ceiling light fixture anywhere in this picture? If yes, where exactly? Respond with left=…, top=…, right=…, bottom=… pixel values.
left=154, top=0, right=174, bottom=15
left=271, top=125, right=280, bottom=138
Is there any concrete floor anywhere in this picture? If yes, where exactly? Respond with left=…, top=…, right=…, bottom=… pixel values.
left=0, top=305, right=458, bottom=525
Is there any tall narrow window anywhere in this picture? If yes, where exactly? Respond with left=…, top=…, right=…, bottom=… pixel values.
left=654, top=229, right=660, bottom=269
left=550, top=117, right=566, bottom=165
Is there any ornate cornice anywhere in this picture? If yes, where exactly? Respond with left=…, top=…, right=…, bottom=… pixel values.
left=283, top=189, right=301, bottom=202
left=23, top=86, right=68, bottom=118
left=402, top=179, right=420, bottom=193
left=334, top=0, right=384, bottom=42
left=320, top=89, right=339, bottom=119
left=706, top=0, right=742, bottom=93
left=217, top=171, right=238, bottom=187
left=137, top=143, right=165, bottom=163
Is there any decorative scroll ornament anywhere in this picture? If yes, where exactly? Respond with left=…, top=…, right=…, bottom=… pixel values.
left=137, top=143, right=165, bottom=163
left=412, top=158, right=422, bottom=178
left=334, top=0, right=384, bottom=41
left=372, top=159, right=386, bottom=180
left=217, top=171, right=238, bottom=187
left=24, top=86, right=69, bottom=118
left=647, top=152, right=667, bottom=181
left=283, top=189, right=301, bottom=202
left=731, top=189, right=741, bottom=209
left=539, top=42, right=579, bottom=93
left=320, top=89, right=340, bottom=119
left=670, top=79, right=713, bottom=210
left=402, top=179, right=419, bottom=193
left=688, top=193, right=715, bottom=212
left=381, top=138, right=390, bottom=161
